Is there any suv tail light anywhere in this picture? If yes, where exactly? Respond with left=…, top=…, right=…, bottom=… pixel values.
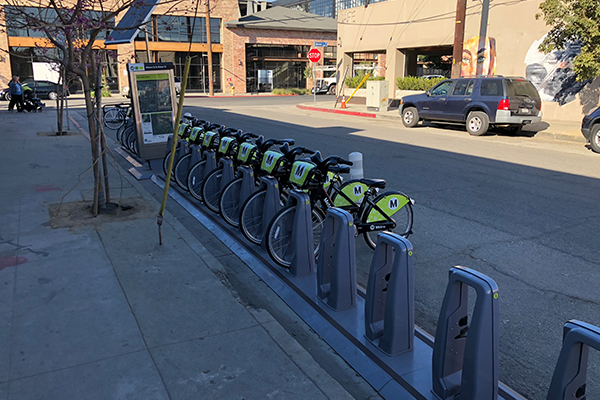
left=498, top=99, right=510, bottom=110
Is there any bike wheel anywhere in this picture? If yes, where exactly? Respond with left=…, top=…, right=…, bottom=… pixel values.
left=174, top=154, right=192, bottom=190
left=362, top=194, right=413, bottom=249
left=220, top=178, right=243, bottom=227
left=239, top=189, right=267, bottom=245
left=163, top=151, right=172, bottom=176
left=116, top=123, right=127, bottom=143
left=120, top=126, right=133, bottom=146
left=266, top=206, right=325, bottom=268
left=201, top=168, right=223, bottom=212
left=126, top=129, right=136, bottom=152
left=104, top=108, right=124, bottom=130
left=187, top=161, right=207, bottom=202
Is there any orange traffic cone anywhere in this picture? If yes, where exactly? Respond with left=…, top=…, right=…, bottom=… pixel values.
left=340, top=94, right=347, bottom=109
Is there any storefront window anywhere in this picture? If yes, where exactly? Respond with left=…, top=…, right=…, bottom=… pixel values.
left=246, top=44, right=310, bottom=92
left=154, top=16, right=221, bottom=43
left=135, top=51, right=222, bottom=92
left=5, top=7, right=113, bottom=39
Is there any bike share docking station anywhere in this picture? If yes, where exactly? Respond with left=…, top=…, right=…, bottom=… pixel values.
left=250, top=188, right=510, bottom=399
left=152, top=173, right=600, bottom=400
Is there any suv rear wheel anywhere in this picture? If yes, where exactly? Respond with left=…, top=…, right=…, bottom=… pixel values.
left=402, top=107, right=419, bottom=128
left=590, top=124, right=600, bottom=153
left=466, top=111, right=489, bottom=136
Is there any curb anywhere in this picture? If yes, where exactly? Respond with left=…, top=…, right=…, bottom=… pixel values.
left=297, top=104, right=586, bottom=144
left=296, top=104, right=377, bottom=118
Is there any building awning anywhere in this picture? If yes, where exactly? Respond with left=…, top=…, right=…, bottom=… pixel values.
left=225, top=6, right=337, bottom=33
left=104, top=0, right=161, bottom=45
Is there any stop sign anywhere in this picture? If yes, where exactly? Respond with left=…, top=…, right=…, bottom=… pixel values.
left=308, top=48, right=322, bottom=63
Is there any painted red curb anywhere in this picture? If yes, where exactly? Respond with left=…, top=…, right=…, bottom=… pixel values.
left=296, top=105, right=377, bottom=118
left=187, top=94, right=298, bottom=98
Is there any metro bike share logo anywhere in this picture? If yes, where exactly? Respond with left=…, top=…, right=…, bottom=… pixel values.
left=353, top=185, right=363, bottom=196
left=265, top=153, right=276, bottom=168
left=294, top=164, right=306, bottom=179
left=389, top=197, right=399, bottom=210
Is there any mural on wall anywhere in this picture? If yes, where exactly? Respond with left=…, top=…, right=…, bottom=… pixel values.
left=461, top=36, right=497, bottom=77
left=524, top=35, right=589, bottom=105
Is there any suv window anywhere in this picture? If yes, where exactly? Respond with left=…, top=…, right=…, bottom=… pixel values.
left=430, top=81, right=453, bottom=96
left=452, top=80, right=474, bottom=96
left=506, top=79, right=540, bottom=101
left=480, top=80, right=502, bottom=96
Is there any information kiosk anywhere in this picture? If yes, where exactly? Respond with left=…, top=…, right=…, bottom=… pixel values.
left=127, top=62, right=178, bottom=160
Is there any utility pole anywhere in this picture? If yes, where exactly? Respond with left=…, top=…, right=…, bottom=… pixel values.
left=451, top=0, right=467, bottom=78
left=206, top=0, right=214, bottom=96
left=143, top=25, right=151, bottom=62
left=477, top=0, right=490, bottom=76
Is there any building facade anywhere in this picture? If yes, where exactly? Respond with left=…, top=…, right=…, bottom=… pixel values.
left=335, top=0, right=599, bottom=121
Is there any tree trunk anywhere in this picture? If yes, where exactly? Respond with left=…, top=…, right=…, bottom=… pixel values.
left=80, top=75, right=101, bottom=216
left=93, top=59, right=110, bottom=205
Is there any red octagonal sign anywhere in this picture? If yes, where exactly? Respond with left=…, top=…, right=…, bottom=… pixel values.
left=308, top=48, right=322, bottom=63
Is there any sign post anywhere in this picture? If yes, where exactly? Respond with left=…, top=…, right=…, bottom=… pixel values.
left=308, top=48, right=322, bottom=106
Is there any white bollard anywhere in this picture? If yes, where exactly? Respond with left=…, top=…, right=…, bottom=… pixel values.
left=349, top=152, right=363, bottom=180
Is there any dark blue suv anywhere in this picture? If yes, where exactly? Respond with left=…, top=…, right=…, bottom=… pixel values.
left=399, top=76, right=542, bottom=136
left=581, top=107, right=600, bottom=153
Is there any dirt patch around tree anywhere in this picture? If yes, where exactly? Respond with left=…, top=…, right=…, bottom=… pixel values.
left=48, top=197, right=156, bottom=229
left=37, top=131, right=83, bottom=137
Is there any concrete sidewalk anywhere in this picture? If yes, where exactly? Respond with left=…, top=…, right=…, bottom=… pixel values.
left=0, top=110, right=376, bottom=399
left=297, top=101, right=586, bottom=144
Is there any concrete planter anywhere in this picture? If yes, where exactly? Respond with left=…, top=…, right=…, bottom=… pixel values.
left=342, top=88, right=425, bottom=100
left=342, top=87, right=367, bottom=98
left=395, top=89, right=425, bottom=99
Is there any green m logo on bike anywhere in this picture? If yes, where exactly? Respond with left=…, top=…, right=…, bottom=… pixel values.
left=238, top=143, right=256, bottom=162
left=334, top=182, right=368, bottom=207
left=203, top=132, right=217, bottom=147
left=178, top=123, right=189, bottom=136
left=219, top=137, right=235, bottom=154
left=366, top=194, right=410, bottom=223
left=289, top=161, right=315, bottom=187
left=189, top=127, right=203, bottom=141
left=261, top=151, right=284, bottom=174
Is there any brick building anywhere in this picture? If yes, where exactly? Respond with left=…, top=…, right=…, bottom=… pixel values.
left=225, top=7, right=336, bottom=93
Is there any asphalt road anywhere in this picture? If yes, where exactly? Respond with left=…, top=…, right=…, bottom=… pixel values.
left=168, top=95, right=600, bottom=400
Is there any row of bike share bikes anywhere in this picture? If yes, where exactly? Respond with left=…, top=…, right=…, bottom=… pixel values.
left=162, top=113, right=415, bottom=268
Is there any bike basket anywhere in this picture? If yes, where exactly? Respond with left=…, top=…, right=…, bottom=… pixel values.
left=219, top=137, right=236, bottom=154
left=189, top=127, right=203, bottom=141
left=237, top=142, right=257, bottom=162
left=178, top=123, right=189, bottom=137
left=333, top=181, right=369, bottom=207
left=288, top=161, right=317, bottom=187
left=366, top=193, right=410, bottom=223
left=260, top=151, right=285, bottom=174
left=202, top=131, right=218, bottom=147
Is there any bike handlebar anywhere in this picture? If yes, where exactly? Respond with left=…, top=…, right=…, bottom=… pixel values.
left=310, top=152, right=353, bottom=171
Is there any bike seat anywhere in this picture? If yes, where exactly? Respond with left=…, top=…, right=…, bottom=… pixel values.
left=330, top=165, right=350, bottom=174
left=360, top=178, right=386, bottom=189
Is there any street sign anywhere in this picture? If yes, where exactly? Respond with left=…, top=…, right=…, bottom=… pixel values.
left=308, top=49, right=322, bottom=63
left=314, top=41, right=328, bottom=47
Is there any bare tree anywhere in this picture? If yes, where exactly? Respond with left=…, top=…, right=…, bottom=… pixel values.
left=0, top=0, right=187, bottom=215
